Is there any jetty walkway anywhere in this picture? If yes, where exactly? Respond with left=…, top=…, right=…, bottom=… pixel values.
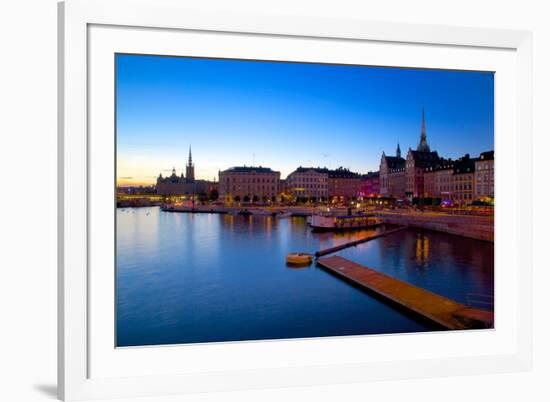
left=315, top=226, right=407, bottom=257
left=317, top=255, right=494, bottom=330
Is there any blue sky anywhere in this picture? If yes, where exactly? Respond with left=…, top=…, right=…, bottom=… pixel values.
left=116, top=54, right=494, bottom=185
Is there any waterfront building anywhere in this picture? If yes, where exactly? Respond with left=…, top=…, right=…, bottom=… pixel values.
left=425, top=152, right=495, bottom=206
left=405, top=148, right=440, bottom=197
left=379, top=143, right=406, bottom=198
left=474, top=151, right=494, bottom=200
left=423, top=167, right=435, bottom=198
left=431, top=160, right=455, bottom=200
left=451, top=154, right=476, bottom=206
left=423, top=159, right=455, bottom=200
left=405, top=110, right=441, bottom=197
left=357, top=171, right=380, bottom=199
left=377, top=110, right=493, bottom=206
left=327, top=167, right=362, bottom=203
left=156, top=147, right=211, bottom=195
left=218, top=166, right=281, bottom=203
left=434, top=161, right=455, bottom=201
left=286, top=167, right=329, bottom=201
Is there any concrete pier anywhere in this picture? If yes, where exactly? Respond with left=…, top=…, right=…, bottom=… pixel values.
left=317, top=255, right=494, bottom=330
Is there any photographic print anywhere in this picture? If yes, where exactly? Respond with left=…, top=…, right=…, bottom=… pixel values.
left=115, top=54, right=494, bottom=347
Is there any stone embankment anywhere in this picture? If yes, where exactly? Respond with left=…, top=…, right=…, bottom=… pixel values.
left=377, top=211, right=493, bottom=242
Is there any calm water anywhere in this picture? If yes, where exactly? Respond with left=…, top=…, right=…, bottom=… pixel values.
left=116, top=207, right=494, bottom=347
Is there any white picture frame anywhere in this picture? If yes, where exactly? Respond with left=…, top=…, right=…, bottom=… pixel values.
left=58, top=0, right=533, bottom=400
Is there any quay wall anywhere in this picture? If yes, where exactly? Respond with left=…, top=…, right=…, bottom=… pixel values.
left=159, top=204, right=318, bottom=216
left=377, top=212, right=494, bottom=242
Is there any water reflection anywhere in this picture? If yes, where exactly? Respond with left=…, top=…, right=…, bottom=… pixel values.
left=415, top=234, right=430, bottom=267
left=116, top=207, right=493, bottom=347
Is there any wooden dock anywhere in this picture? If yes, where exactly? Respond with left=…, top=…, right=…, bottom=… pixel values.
left=314, top=226, right=407, bottom=257
left=316, top=255, right=494, bottom=330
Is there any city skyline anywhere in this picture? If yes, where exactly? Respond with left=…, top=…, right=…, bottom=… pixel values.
left=116, top=54, right=494, bottom=186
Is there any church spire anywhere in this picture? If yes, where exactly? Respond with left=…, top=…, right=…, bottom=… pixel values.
left=188, top=145, right=193, bottom=166
left=186, top=145, right=195, bottom=183
left=396, top=142, right=401, bottom=158
left=417, top=108, right=430, bottom=152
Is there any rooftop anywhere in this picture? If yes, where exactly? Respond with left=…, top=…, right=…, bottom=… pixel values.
left=328, top=167, right=361, bottom=179
left=287, top=166, right=361, bottom=179
left=408, top=150, right=441, bottom=168
left=383, top=155, right=406, bottom=169
left=221, top=166, right=279, bottom=174
left=361, top=171, right=380, bottom=179
left=478, top=150, right=495, bottom=161
left=292, top=166, right=331, bottom=174
left=453, top=154, right=477, bottom=175
left=424, top=159, right=455, bottom=173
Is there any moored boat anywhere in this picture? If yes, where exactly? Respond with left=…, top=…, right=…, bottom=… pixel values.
left=286, top=252, right=313, bottom=265
left=310, top=214, right=382, bottom=231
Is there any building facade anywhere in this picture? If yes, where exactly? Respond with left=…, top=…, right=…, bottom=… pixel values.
left=423, top=159, right=454, bottom=200
left=434, top=162, right=455, bottom=200
left=379, top=143, right=406, bottom=198
left=423, top=168, right=435, bottom=198
left=405, top=149, right=440, bottom=197
left=218, top=166, right=281, bottom=203
left=286, top=167, right=329, bottom=201
left=451, top=154, right=476, bottom=206
left=328, top=167, right=362, bottom=203
left=357, top=171, right=380, bottom=198
left=474, top=151, right=494, bottom=199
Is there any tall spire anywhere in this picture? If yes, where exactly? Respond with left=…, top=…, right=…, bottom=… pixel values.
left=417, top=108, right=430, bottom=152
left=186, top=145, right=195, bottom=183
left=396, top=142, right=401, bottom=158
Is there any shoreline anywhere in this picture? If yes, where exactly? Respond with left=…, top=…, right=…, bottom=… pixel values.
left=117, top=205, right=494, bottom=242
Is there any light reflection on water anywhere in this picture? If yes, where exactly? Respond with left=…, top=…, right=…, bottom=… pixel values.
left=116, top=207, right=493, bottom=347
